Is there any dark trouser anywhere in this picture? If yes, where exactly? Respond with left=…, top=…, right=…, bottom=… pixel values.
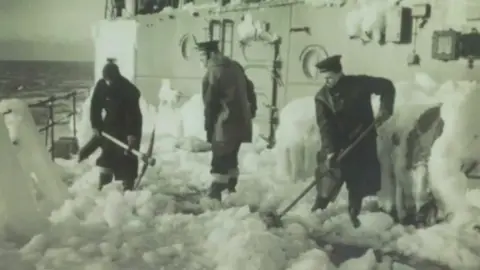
left=97, top=138, right=139, bottom=191
left=210, top=141, right=241, bottom=184
left=99, top=165, right=138, bottom=191
left=314, top=136, right=381, bottom=220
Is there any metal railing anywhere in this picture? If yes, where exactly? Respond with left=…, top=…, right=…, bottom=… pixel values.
left=26, top=91, right=79, bottom=160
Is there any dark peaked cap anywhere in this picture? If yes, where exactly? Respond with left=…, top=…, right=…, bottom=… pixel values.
left=315, top=55, right=342, bottom=73
left=196, top=40, right=220, bottom=52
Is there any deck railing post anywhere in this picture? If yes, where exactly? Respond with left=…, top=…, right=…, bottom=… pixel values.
left=28, top=90, right=83, bottom=159
left=48, top=97, right=55, bottom=160
left=72, top=91, right=77, bottom=138
left=44, top=123, right=49, bottom=146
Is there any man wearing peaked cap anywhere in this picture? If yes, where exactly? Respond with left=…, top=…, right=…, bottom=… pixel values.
left=197, top=39, right=258, bottom=201
left=315, top=54, right=343, bottom=73
left=311, top=53, right=398, bottom=228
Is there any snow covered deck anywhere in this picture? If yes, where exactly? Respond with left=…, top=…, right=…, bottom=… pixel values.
left=1, top=78, right=480, bottom=269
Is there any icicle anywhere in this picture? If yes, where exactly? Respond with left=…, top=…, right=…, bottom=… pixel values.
left=345, top=10, right=363, bottom=39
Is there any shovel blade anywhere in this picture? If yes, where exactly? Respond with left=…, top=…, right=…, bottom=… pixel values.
left=260, top=211, right=283, bottom=228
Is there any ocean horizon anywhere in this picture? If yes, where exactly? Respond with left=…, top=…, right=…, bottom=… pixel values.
left=0, top=60, right=94, bottom=99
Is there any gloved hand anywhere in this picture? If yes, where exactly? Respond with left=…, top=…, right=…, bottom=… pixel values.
left=376, top=109, right=392, bottom=127
left=324, top=152, right=338, bottom=170
left=92, top=128, right=101, bottom=137
left=123, top=135, right=137, bottom=156
left=126, top=135, right=137, bottom=148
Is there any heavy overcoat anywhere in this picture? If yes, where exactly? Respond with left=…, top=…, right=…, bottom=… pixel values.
left=202, top=54, right=256, bottom=154
left=315, top=75, right=395, bottom=197
left=90, top=76, right=143, bottom=177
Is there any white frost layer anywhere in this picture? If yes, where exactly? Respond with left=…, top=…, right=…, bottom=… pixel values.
left=345, top=0, right=390, bottom=43
left=375, top=79, right=443, bottom=217
left=274, top=96, right=320, bottom=182
left=429, top=81, right=479, bottom=218
left=179, top=93, right=206, bottom=141
left=287, top=249, right=336, bottom=270
left=75, top=87, right=95, bottom=148
left=0, top=99, right=68, bottom=213
left=150, top=80, right=183, bottom=138
left=0, top=111, right=49, bottom=241
left=37, top=77, right=480, bottom=270
left=304, top=0, right=346, bottom=8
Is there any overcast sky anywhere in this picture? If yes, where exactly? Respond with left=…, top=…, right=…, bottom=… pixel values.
left=0, top=0, right=104, bottom=61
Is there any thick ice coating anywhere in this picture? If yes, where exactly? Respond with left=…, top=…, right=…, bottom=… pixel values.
left=0, top=99, right=68, bottom=212
left=0, top=110, right=49, bottom=242
left=2, top=77, right=480, bottom=269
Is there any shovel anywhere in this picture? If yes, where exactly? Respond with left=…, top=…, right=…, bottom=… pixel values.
left=260, top=121, right=378, bottom=228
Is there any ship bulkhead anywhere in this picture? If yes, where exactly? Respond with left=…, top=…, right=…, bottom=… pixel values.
left=93, top=0, right=480, bottom=145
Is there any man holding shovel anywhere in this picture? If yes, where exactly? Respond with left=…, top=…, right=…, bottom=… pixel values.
left=311, top=55, right=395, bottom=228
left=89, top=60, right=143, bottom=191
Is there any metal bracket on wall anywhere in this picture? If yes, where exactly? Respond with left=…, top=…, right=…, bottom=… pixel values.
left=289, top=27, right=310, bottom=35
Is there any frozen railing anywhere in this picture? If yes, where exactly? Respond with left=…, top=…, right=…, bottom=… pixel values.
left=25, top=91, right=79, bottom=160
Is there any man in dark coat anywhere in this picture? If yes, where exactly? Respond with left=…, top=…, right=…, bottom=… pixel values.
left=311, top=55, right=395, bottom=228
left=90, top=61, right=143, bottom=191
left=197, top=40, right=257, bottom=201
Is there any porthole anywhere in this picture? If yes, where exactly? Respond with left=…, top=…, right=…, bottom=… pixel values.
left=179, top=34, right=193, bottom=60
left=299, top=45, right=328, bottom=80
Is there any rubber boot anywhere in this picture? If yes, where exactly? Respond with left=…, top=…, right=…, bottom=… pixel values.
left=311, top=196, right=329, bottom=212
left=389, top=207, right=400, bottom=223
left=227, top=177, right=238, bottom=193
left=99, top=172, right=113, bottom=190
left=208, top=182, right=227, bottom=201
left=122, top=177, right=135, bottom=191
left=348, top=194, right=362, bottom=228
left=348, top=205, right=361, bottom=228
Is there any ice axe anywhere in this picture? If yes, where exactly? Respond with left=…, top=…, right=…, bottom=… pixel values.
left=134, top=127, right=156, bottom=190
left=260, top=120, right=379, bottom=228
left=101, top=131, right=156, bottom=167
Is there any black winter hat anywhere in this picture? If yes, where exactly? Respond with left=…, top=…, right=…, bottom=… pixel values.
left=102, top=59, right=121, bottom=80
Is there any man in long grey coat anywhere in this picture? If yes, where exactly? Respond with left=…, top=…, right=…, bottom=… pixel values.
left=312, top=55, right=395, bottom=228
left=197, top=40, right=257, bottom=201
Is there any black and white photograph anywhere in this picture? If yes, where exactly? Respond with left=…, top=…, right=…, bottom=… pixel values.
left=0, top=0, right=479, bottom=269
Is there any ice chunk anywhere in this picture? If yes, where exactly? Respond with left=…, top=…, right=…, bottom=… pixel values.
left=74, top=87, right=95, bottom=148
left=429, top=81, right=479, bottom=217
left=345, top=10, right=363, bottom=38
left=0, top=99, right=68, bottom=212
left=153, top=79, right=182, bottom=138
left=179, top=93, right=206, bottom=140
left=0, top=111, right=49, bottom=240
left=237, top=13, right=257, bottom=42
left=288, top=249, right=336, bottom=270
left=215, top=231, right=288, bottom=270
left=274, top=96, right=320, bottom=182
left=158, top=79, right=181, bottom=107
left=0, top=250, right=35, bottom=270
left=339, top=249, right=377, bottom=270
